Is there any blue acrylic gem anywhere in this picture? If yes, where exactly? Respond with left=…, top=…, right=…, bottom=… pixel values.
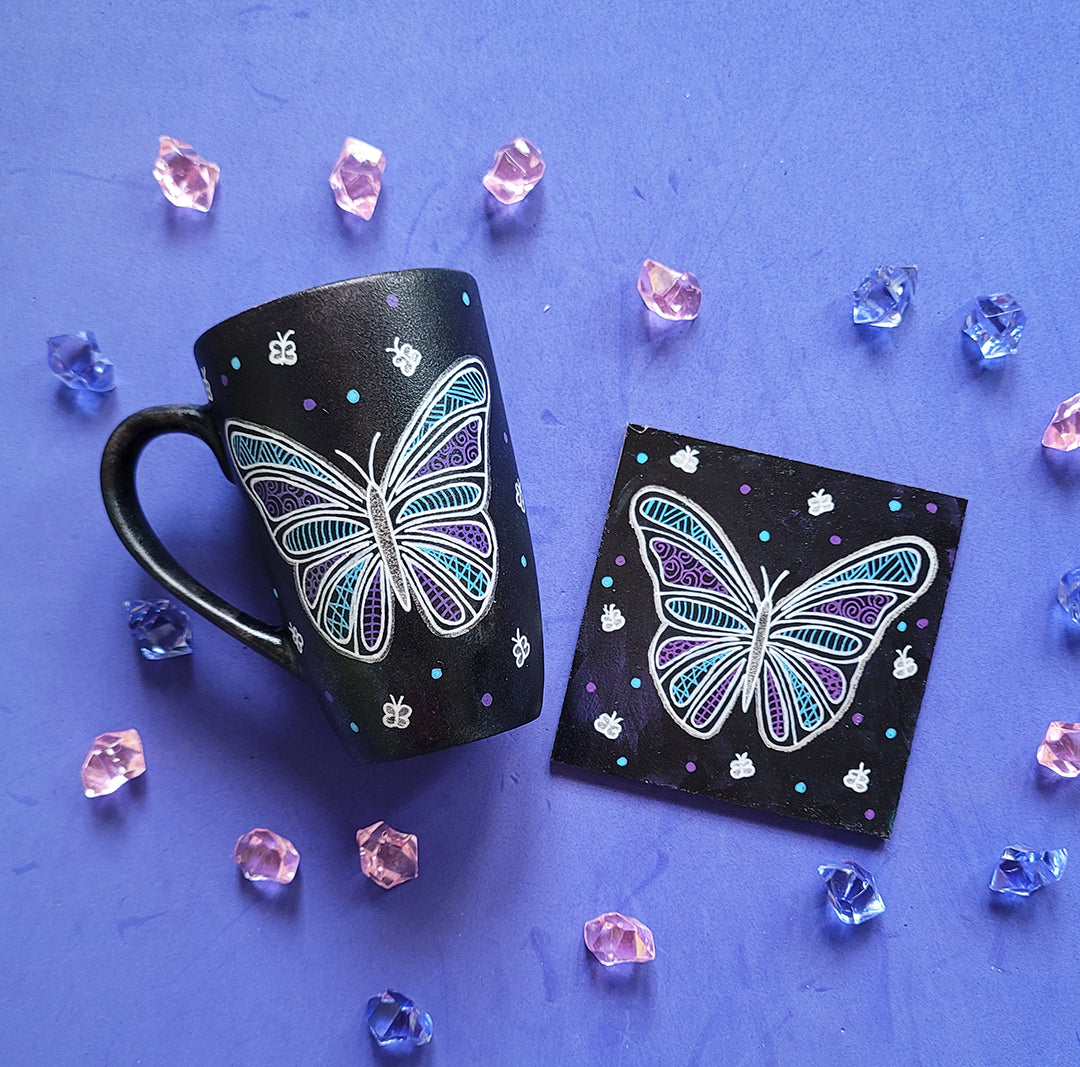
left=124, top=599, right=193, bottom=660
left=963, top=293, right=1025, bottom=359
left=1058, top=568, right=1080, bottom=625
left=365, top=989, right=433, bottom=1049
left=818, top=861, right=885, bottom=924
left=47, top=332, right=116, bottom=392
left=852, top=265, right=917, bottom=328
left=990, top=846, right=1067, bottom=896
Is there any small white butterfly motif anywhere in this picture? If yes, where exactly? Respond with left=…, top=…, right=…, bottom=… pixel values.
left=386, top=336, right=422, bottom=377
left=287, top=622, right=304, bottom=653
left=593, top=712, right=623, bottom=739
left=268, top=329, right=297, bottom=366
left=670, top=446, right=700, bottom=473
left=382, top=695, right=412, bottom=729
left=600, top=604, right=626, bottom=632
left=892, top=645, right=918, bottom=679
left=512, top=628, right=531, bottom=668
left=729, top=752, right=756, bottom=779
left=515, top=480, right=525, bottom=513
left=200, top=365, right=213, bottom=402
left=807, top=489, right=834, bottom=516
left=843, top=762, right=871, bottom=793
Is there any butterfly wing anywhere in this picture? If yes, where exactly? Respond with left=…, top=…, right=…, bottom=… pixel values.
left=756, top=537, right=938, bottom=750
left=377, top=357, right=497, bottom=638
left=629, top=487, right=761, bottom=739
left=226, top=419, right=394, bottom=661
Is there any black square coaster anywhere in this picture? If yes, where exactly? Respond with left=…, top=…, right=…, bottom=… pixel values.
left=551, top=426, right=966, bottom=837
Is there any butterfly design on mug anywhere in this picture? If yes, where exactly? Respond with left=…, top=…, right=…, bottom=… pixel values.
left=226, top=357, right=498, bottom=662
left=629, top=487, right=937, bottom=751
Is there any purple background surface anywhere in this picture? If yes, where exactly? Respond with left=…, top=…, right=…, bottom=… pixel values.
left=3, top=2, right=1080, bottom=1064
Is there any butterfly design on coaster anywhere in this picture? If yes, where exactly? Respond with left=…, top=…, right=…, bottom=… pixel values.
left=226, top=357, right=498, bottom=662
left=629, top=486, right=938, bottom=750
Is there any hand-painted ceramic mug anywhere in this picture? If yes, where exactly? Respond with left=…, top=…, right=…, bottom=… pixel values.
left=101, top=269, right=544, bottom=762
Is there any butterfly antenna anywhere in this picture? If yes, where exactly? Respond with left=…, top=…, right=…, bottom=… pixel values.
left=333, top=443, right=373, bottom=487
left=760, top=566, right=790, bottom=601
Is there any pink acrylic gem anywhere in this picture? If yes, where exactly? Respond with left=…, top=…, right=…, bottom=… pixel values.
left=1043, top=392, right=1080, bottom=451
left=1037, top=722, right=1080, bottom=777
left=583, top=911, right=656, bottom=966
left=329, top=138, right=386, bottom=219
left=153, top=136, right=219, bottom=212
left=233, top=828, right=300, bottom=884
left=356, top=821, right=418, bottom=889
left=81, top=729, right=146, bottom=797
left=637, top=259, right=702, bottom=321
left=482, top=137, right=545, bottom=205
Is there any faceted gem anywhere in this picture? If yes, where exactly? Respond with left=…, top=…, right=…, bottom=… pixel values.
left=365, top=990, right=433, bottom=1049
left=1058, top=568, right=1080, bottom=625
left=852, top=265, right=918, bottom=327
left=124, top=599, right=193, bottom=660
left=990, top=846, right=1067, bottom=896
left=356, top=821, right=418, bottom=889
left=153, top=136, right=219, bottom=212
left=47, top=332, right=115, bottom=392
left=233, top=828, right=300, bottom=884
left=81, top=729, right=146, bottom=797
left=1037, top=722, right=1080, bottom=777
left=818, top=861, right=885, bottom=924
left=329, top=138, right=385, bottom=219
left=637, top=259, right=702, bottom=321
left=482, top=137, right=545, bottom=204
left=1042, top=392, right=1080, bottom=451
left=583, top=911, right=656, bottom=965
left=963, top=293, right=1025, bottom=359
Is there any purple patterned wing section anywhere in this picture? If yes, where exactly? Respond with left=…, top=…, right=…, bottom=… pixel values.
left=807, top=658, right=846, bottom=702
left=419, top=522, right=491, bottom=554
left=303, top=552, right=346, bottom=606
left=691, top=667, right=740, bottom=728
left=410, top=563, right=464, bottom=624
left=652, top=539, right=729, bottom=593
left=808, top=593, right=893, bottom=626
left=252, top=479, right=330, bottom=519
left=410, top=420, right=480, bottom=481
left=362, top=570, right=384, bottom=651
left=765, top=666, right=786, bottom=742
left=656, top=637, right=711, bottom=668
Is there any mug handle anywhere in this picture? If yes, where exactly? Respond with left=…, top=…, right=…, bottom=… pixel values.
left=100, top=404, right=300, bottom=674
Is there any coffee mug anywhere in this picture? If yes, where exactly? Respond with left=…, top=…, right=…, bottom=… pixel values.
left=100, top=269, right=544, bottom=763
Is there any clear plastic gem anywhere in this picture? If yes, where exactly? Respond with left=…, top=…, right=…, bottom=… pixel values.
left=1043, top=392, right=1080, bottom=451
left=233, top=828, right=300, bottom=884
left=990, top=846, right=1066, bottom=896
left=963, top=293, right=1025, bottom=359
left=124, top=599, right=193, bottom=660
left=1058, top=569, right=1080, bottom=625
left=153, top=136, right=219, bottom=212
left=356, top=821, right=418, bottom=889
left=1037, top=722, right=1080, bottom=777
left=852, top=265, right=917, bottom=328
left=81, top=729, right=146, bottom=797
left=482, top=137, right=545, bottom=204
left=365, top=989, right=433, bottom=1048
left=818, top=861, right=885, bottom=924
left=47, top=332, right=115, bottom=392
left=329, top=138, right=386, bottom=219
left=583, top=911, right=656, bottom=965
left=637, top=259, right=702, bottom=321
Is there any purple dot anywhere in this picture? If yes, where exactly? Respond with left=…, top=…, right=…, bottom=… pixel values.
left=303, top=398, right=316, bottom=411
left=585, top=682, right=596, bottom=693
left=916, top=618, right=929, bottom=629
left=386, top=293, right=399, bottom=308
left=851, top=713, right=863, bottom=725
left=615, top=555, right=625, bottom=567
left=925, top=502, right=938, bottom=514
left=481, top=693, right=493, bottom=707
left=739, top=484, right=751, bottom=495
left=830, top=535, right=842, bottom=545
left=220, top=374, right=229, bottom=386
left=323, top=690, right=334, bottom=703
left=686, top=761, right=696, bottom=773
left=864, top=809, right=875, bottom=821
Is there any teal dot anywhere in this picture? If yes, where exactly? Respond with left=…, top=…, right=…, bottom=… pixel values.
left=616, top=756, right=628, bottom=767
left=630, top=677, right=642, bottom=689
left=346, top=388, right=360, bottom=404
left=636, top=452, right=648, bottom=464
left=462, top=291, right=471, bottom=306
left=230, top=357, right=241, bottom=370
left=431, top=668, right=443, bottom=680
left=889, top=499, right=902, bottom=512
left=897, top=621, right=907, bottom=632
left=795, top=781, right=807, bottom=793
left=759, top=530, right=771, bottom=542
left=885, top=727, right=897, bottom=739
left=601, top=576, right=614, bottom=588
left=349, top=721, right=359, bottom=733
left=520, top=555, right=528, bottom=567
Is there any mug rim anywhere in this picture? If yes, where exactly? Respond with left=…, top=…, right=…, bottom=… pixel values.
left=194, top=267, right=476, bottom=351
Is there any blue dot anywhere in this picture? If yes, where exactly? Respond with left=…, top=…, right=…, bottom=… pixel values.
left=795, top=781, right=807, bottom=793
left=889, top=499, right=902, bottom=512
left=431, top=668, right=443, bottom=680
left=520, top=555, right=528, bottom=567
left=601, top=576, right=614, bottom=588
left=616, top=756, right=628, bottom=767
left=630, top=677, right=642, bottom=689
left=349, top=721, right=359, bottom=733
left=636, top=452, right=648, bottom=464
left=346, top=388, right=360, bottom=404
left=230, top=357, right=241, bottom=370
left=897, top=621, right=907, bottom=632
left=885, top=727, right=897, bottom=739
left=759, top=530, right=771, bottom=542
left=462, top=291, right=471, bottom=306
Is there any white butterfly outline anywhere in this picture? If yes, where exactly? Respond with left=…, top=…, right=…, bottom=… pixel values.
left=629, top=485, right=938, bottom=751
left=226, top=357, right=497, bottom=662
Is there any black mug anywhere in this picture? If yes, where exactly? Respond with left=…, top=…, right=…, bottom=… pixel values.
left=101, top=269, right=544, bottom=762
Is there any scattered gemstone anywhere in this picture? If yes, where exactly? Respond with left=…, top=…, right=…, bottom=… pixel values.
left=583, top=911, right=656, bottom=965
left=482, top=137, right=545, bottom=204
left=852, top=265, right=917, bottom=328
left=124, top=599, right=193, bottom=660
left=1037, top=722, right=1080, bottom=777
left=356, top=821, right=418, bottom=889
left=47, top=332, right=115, bottom=392
left=153, top=136, right=219, bottom=212
left=233, top=828, right=300, bottom=884
left=963, top=293, right=1025, bottom=359
left=329, top=137, right=386, bottom=219
left=1042, top=392, right=1080, bottom=451
left=81, top=729, right=146, bottom=797
left=990, top=846, right=1067, bottom=896
left=365, top=990, right=433, bottom=1049
left=1058, top=568, right=1080, bottom=625
left=818, top=861, right=885, bottom=925
left=637, top=259, right=702, bottom=321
